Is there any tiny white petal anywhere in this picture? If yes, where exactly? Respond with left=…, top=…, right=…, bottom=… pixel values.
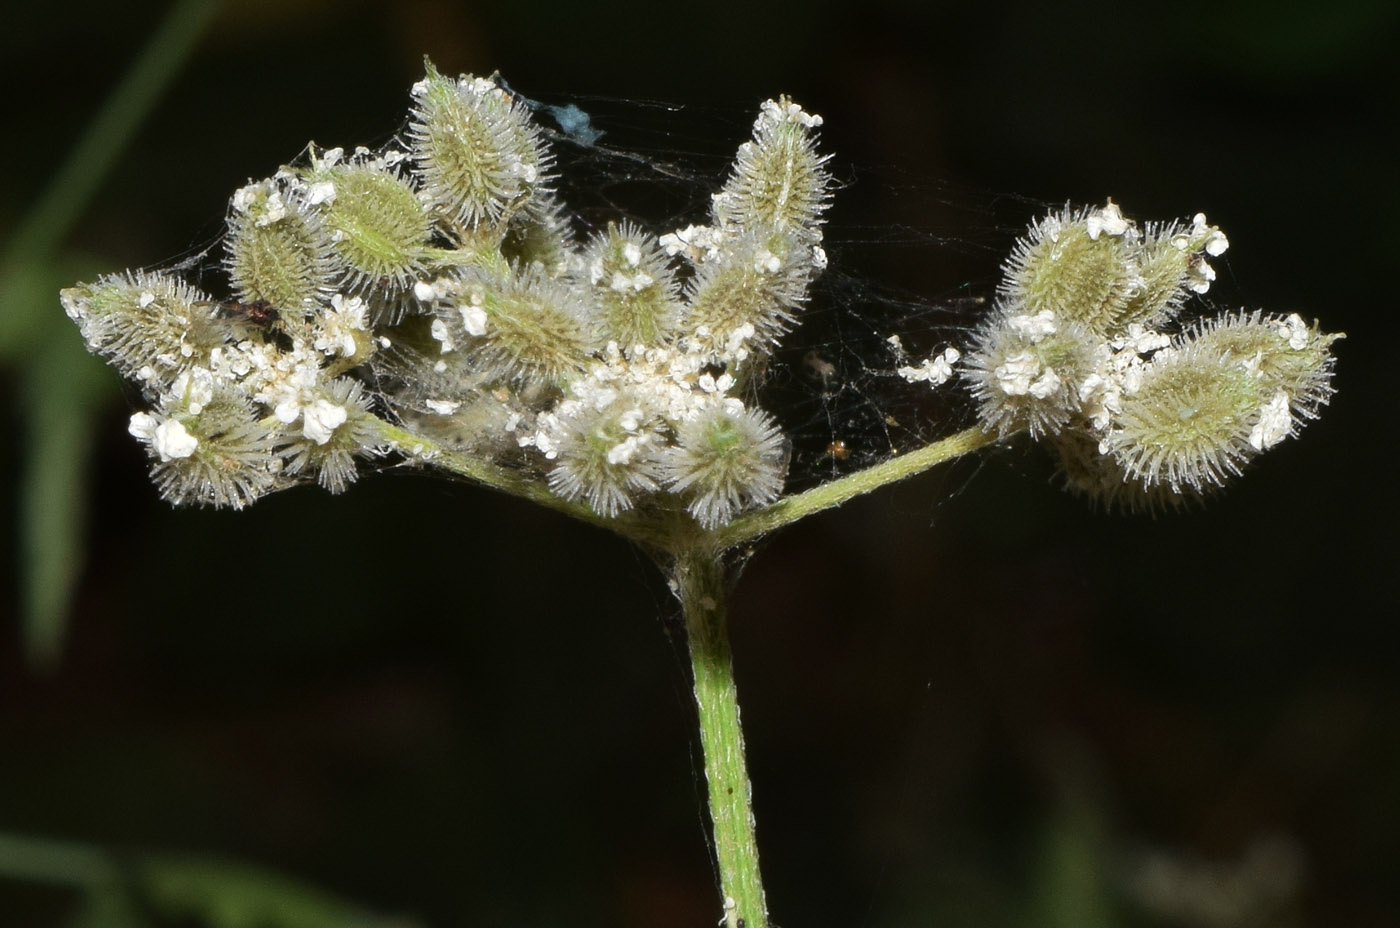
left=459, top=305, right=487, bottom=337
left=1028, top=367, right=1063, bottom=399
left=152, top=419, right=198, bottom=461
left=307, top=180, right=337, bottom=205
left=430, top=318, right=455, bottom=353
left=1250, top=391, right=1292, bottom=450
left=1007, top=311, right=1058, bottom=341
left=993, top=352, right=1042, bottom=396
left=1085, top=201, right=1129, bottom=240
left=302, top=399, right=347, bottom=445
left=128, top=412, right=158, bottom=441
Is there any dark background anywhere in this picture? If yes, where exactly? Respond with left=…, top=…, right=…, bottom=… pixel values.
left=2, top=1, right=1395, bottom=926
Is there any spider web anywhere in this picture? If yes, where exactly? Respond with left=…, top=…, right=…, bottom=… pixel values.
left=504, top=88, right=1032, bottom=496
left=160, top=85, right=1039, bottom=502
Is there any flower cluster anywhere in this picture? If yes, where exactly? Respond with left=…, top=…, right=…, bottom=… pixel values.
left=61, top=65, right=1339, bottom=525
left=62, top=63, right=830, bottom=528
left=964, top=202, right=1341, bottom=509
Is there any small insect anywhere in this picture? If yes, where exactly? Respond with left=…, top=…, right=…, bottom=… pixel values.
left=217, top=299, right=280, bottom=327
left=196, top=298, right=281, bottom=331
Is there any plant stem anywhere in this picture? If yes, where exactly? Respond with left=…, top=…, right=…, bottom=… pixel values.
left=711, top=425, right=996, bottom=551
left=369, top=416, right=677, bottom=549
left=673, top=549, right=767, bottom=928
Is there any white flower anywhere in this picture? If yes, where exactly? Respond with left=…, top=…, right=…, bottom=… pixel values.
left=170, top=367, right=215, bottom=414
left=154, top=419, right=199, bottom=460
left=430, top=318, right=455, bottom=353
left=993, top=352, right=1043, bottom=396
left=1086, top=201, right=1130, bottom=240
left=1006, top=311, right=1058, bottom=341
left=1249, top=390, right=1292, bottom=451
left=131, top=412, right=198, bottom=461
left=314, top=294, right=368, bottom=358
left=898, top=347, right=960, bottom=386
left=459, top=293, right=487, bottom=337
left=231, top=182, right=287, bottom=226
left=414, top=278, right=447, bottom=302
left=128, top=412, right=157, bottom=441
left=1191, top=213, right=1229, bottom=256
left=610, top=270, right=654, bottom=292
left=1027, top=367, right=1062, bottom=399
left=753, top=249, right=781, bottom=274
left=302, top=399, right=348, bottom=445
left=1186, top=259, right=1217, bottom=295
left=306, top=180, right=336, bottom=205
left=1111, top=324, right=1171, bottom=355
left=1272, top=313, right=1311, bottom=350
left=758, top=98, right=822, bottom=129
left=659, top=224, right=724, bottom=262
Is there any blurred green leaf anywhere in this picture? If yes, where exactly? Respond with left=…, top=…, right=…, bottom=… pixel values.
left=18, top=309, right=114, bottom=670
left=2, top=0, right=225, bottom=264
left=66, top=886, right=154, bottom=928
left=140, top=855, right=408, bottom=928
left=3, top=0, right=225, bottom=671
left=0, top=832, right=416, bottom=928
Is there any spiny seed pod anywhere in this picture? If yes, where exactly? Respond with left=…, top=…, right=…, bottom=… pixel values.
left=409, top=63, right=551, bottom=231
left=964, top=308, right=1100, bottom=437
left=1001, top=202, right=1142, bottom=337
left=1049, top=428, right=1204, bottom=514
left=1116, top=217, right=1225, bottom=329
left=131, top=388, right=282, bottom=510
left=308, top=157, right=430, bottom=295
left=583, top=222, right=682, bottom=349
left=663, top=405, right=787, bottom=529
left=1182, top=311, right=1340, bottom=422
left=280, top=378, right=377, bottom=494
left=683, top=229, right=813, bottom=362
left=453, top=266, right=596, bottom=386
left=501, top=189, right=575, bottom=273
left=548, top=402, right=664, bottom=517
left=225, top=178, right=339, bottom=315
left=60, top=271, right=224, bottom=384
left=1102, top=343, right=1267, bottom=491
left=713, top=96, right=831, bottom=241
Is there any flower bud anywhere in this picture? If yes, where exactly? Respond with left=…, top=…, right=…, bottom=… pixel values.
left=280, top=378, right=377, bottom=493
left=451, top=266, right=596, bottom=386
left=1116, top=214, right=1230, bottom=329
left=1183, top=310, right=1340, bottom=422
left=137, top=387, right=283, bottom=509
